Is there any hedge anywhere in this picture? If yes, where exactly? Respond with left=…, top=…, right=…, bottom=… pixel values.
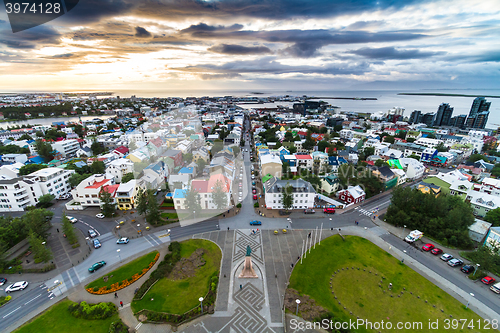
left=68, top=301, right=117, bottom=320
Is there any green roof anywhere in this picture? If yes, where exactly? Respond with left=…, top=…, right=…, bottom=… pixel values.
left=387, top=159, right=403, bottom=169
left=262, top=173, right=273, bottom=183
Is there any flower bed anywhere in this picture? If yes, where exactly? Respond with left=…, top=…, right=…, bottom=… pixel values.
left=86, top=252, right=160, bottom=295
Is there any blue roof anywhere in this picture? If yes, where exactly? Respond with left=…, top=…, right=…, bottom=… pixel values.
left=179, top=167, right=194, bottom=174
left=74, top=161, right=87, bottom=168
left=145, top=161, right=164, bottom=173
left=28, top=156, right=44, bottom=164
left=328, top=156, right=348, bottom=166
left=173, top=189, right=187, bottom=199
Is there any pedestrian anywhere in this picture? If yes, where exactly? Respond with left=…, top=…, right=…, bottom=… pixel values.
left=114, top=292, right=118, bottom=298
left=308, top=232, right=311, bottom=238
left=120, top=301, right=123, bottom=307
left=227, top=227, right=230, bottom=231
left=26, top=259, right=29, bottom=264
left=57, top=228, right=59, bottom=233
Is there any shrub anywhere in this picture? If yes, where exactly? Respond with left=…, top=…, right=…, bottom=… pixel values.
left=109, top=319, right=128, bottom=333
left=0, top=295, right=12, bottom=307
left=236, top=203, right=242, bottom=208
left=68, top=301, right=117, bottom=320
left=93, top=287, right=99, bottom=292
left=254, top=202, right=259, bottom=208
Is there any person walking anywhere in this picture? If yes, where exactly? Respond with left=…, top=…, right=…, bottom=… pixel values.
left=120, top=301, right=123, bottom=307
left=114, top=292, right=118, bottom=298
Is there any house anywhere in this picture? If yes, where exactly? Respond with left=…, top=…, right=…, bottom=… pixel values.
left=192, top=147, right=210, bottom=163
left=144, top=161, right=167, bottom=185
left=328, top=156, right=348, bottom=172
left=162, top=149, right=183, bottom=167
left=321, top=174, right=340, bottom=194
left=0, top=177, right=43, bottom=211
left=1, top=154, right=28, bottom=164
left=399, top=158, right=425, bottom=180
left=263, top=177, right=317, bottom=210
left=260, top=154, right=283, bottom=178
left=369, top=165, right=397, bottom=190
left=391, top=169, right=407, bottom=185
left=24, top=167, right=75, bottom=198
left=51, top=139, right=80, bottom=158
left=337, top=185, right=366, bottom=204
left=421, top=148, right=438, bottom=163
left=115, top=180, right=141, bottom=210
left=178, top=166, right=195, bottom=179
left=295, top=154, right=313, bottom=170
left=112, top=146, right=129, bottom=158
left=168, top=174, right=191, bottom=191
left=465, top=191, right=500, bottom=218
left=71, top=174, right=116, bottom=207
left=76, top=147, right=92, bottom=158
left=484, top=227, right=500, bottom=250
left=417, top=182, right=441, bottom=197
left=0, top=162, right=24, bottom=178
left=106, top=158, right=134, bottom=183
left=469, top=219, right=491, bottom=243
left=127, top=150, right=149, bottom=163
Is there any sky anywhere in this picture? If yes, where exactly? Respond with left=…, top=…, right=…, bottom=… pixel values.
left=0, top=0, right=499, bottom=93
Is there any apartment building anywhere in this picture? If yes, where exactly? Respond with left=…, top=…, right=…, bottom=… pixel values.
left=71, top=174, right=116, bottom=207
left=264, top=177, right=316, bottom=210
left=0, top=178, right=43, bottom=212
left=106, top=158, right=135, bottom=183
left=25, top=167, right=75, bottom=198
left=116, top=180, right=141, bottom=210
left=52, top=139, right=80, bottom=158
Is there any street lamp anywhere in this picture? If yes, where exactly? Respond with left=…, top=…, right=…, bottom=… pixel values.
left=193, top=210, right=196, bottom=219
left=199, top=297, right=204, bottom=314
left=474, top=264, right=480, bottom=276
left=466, top=293, right=474, bottom=309
left=42, top=242, right=46, bottom=245
left=403, top=225, right=407, bottom=237
left=117, top=249, right=121, bottom=262
left=295, top=299, right=301, bottom=315
left=54, top=280, right=62, bottom=296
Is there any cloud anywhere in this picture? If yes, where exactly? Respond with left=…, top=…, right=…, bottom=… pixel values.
left=0, top=25, right=61, bottom=49
left=208, top=44, right=271, bottom=55
left=180, top=23, right=244, bottom=36
left=346, top=46, right=445, bottom=60
left=135, top=26, right=152, bottom=38
left=446, top=50, right=500, bottom=63
left=42, top=53, right=88, bottom=59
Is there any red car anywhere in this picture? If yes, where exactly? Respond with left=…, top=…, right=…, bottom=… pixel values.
left=430, top=248, right=443, bottom=255
left=422, top=243, right=434, bottom=251
left=252, top=189, right=257, bottom=194
left=482, top=276, right=496, bottom=285
left=324, top=208, right=335, bottom=214
left=253, top=195, right=257, bottom=200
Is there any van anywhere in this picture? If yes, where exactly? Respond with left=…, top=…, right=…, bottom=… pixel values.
left=405, top=230, right=423, bottom=243
left=324, top=208, right=335, bottom=214
left=490, top=282, right=500, bottom=294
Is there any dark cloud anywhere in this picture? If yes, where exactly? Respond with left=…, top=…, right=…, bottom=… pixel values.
left=174, top=57, right=370, bottom=76
left=208, top=44, right=271, bottom=55
left=446, top=51, right=500, bottom=63
left=199, top=73, right=242, bottom=80
left=347, top=46, right=445, bottom=60
left=180, top=23, right=244, bottom=36
left=42, top=53, right=88, bottom=59
left=135, top=26, right=152, bottom=38
left=345, top=20, right=385, bottom=30
left=60, top=0, right=136, bottom=24
left=0, top=25, right=61, bottom=49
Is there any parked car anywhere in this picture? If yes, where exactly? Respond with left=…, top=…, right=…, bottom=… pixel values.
left=57, top=193, right=70, bottom=200
left=482, top=276, right=496, bottom=285
left=252, top=181, right=256, bottom=186
left=490, top=282, right=500, bottom=294
left=430, top=248, right=443, bottom=255
left=67, top=216, right=78, bottom=224
left=252, top=189, right=257, bottom=194
left=461, top=265, right=474, bottom=274
left=447, top=259, right=463, bottom=267
left=95, top=213, right=105, bottom=219
left=324, top=208, right=335, bottom=214
left=253, top=195, right=258, bottom=200
left=422, top=243, right=434, bottom=251
left=251, top=175, right=255, bottom=180
left=88, top=261, right=106, bottom=273
left=249, top=220, right=262, bottom=225
left=5, top=281, right=28, bottom=293
left=304, top=209, right=315, bottom=214
left=116, top=237, right=129, bottom=244
left=0, top=277, right=7, bottom=286
left=92, top=239, right=101, bottom=249
left=440, top=253, right=453, bottom=261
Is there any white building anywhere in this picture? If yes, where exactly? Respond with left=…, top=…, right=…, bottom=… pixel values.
left=52, top=139, right=80, bottom=158
left=106, top=158, right=135, bottom=183
left=0, top=178, right=44, bottom=211
left=264, top=177, right=316, bottom=210
left=399, top=158, right=425, bottom=180
left=25, top=167, right=75, bottom=198
left=339, top=129, right=354, bottom=140
left=71, top=174, right=116, bottom=208
left=2, top=154, right=27, bottom=164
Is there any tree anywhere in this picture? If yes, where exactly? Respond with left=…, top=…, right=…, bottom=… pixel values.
left=37, top=194, right=55, bottom=207
left=318, top=140, right=329, bottom=153
left=121, top=172, right=134, bottom=184
left=19, top=164, right=47, bottom=176
left=196, top=159, right=207, bottom=174
left=136, top=189, right=148, bottom=216
left=485, top=208, right=500, bottom=226
left=408, top=154, right=421, bottom=161
left=211, top=179, right=228, bottom=211
left=28, top=230, right=52, bottom=263
left=69, top=173, right=92, bottom=187
left=384, top=136, right=395, bottom=144
left=406, top=138, right=416, bottom=143
left=492, top=163, right=500, bottom=178
left=334, top=125, right=342, bottom=132
left=182, top=153, right=193, bottom=163
left=467, top=154, right=489, bottom=163
left=19, top=133, right=32, bottom=141
left=363, top=147, right=375, bottom=157
left=73, top=124, right=84, bottom=137
left=146, top=190, right=161, bottom=225
left=374, top=159, right=387, bottom=167
left=24, top=209, right=53, bottom=239
left=62, top=215, right=78, bottom=245
left=302, top=132, right=315, bottom=151
left=232, top=146, right=240, bottom=157
left=288, top=146, right=297, bottom=154
left=35, top=140, right=54, bottom=162
left=184, top=187, right=202, bottom=217
left=282, top=183, right=294, bottom=211
left=99, top=188, right=115, bottom=217
left=436, top=142, right=448, bottom=152
left=91, top=140, right=104, bottom=156
left=91, top=160, right=105, bottom=174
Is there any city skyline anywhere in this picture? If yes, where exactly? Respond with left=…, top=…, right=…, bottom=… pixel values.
left=0, top=0, right=499, bottom=93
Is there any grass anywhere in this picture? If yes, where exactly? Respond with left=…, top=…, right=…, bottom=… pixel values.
left=14, top=299, right=119, bottom=333
left=86, top=251, right=158, bottom=290
left=160, top=212, right=179, bottom=220
left=131, top=239, right=221, bottom=315
left=422, top=177, right=451, bottom=194
left=289, top=235, right=489, bottom=333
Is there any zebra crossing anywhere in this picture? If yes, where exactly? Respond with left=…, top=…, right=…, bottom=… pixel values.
left=355, top=207, right=374, bottom=216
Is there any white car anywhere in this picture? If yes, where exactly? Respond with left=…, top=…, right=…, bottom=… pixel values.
left=96, top=213, right=105, bottom=219
left=440, top=253, right=453, bottom=261
left=116, top=237, right=130, bottom=244
left=57, top=193, right=70, bottom=200
left=67, top=216, right=78, bottom=224
left=5, top=281, right=28, bottom=293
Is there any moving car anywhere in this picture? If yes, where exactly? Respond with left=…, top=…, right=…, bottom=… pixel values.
left=5, top=281, right=28, bottom=293
left=67, top=216, right=78, bottom=224
left=482, top=276, right=496, bottom=285
left=96, top=213, right=105, bottom=219
left=116, top=237, right=129, bottom=244
left=324, top=208, right=335, bottom=214
left=422, top=243, right=434, bottom=251
left=490, top=282, right=500, bottom=294
left=447, top=259, right=463, bottom=267
left=430, top=248, right=443, bottom=255
left=461, top=265, right=474, bottom=274
left=0, top=277, right=6, bottom=286
left=92, top=239, right=102, bottom=249
left=88, top=261, right=106, bottom=273
left=304, top=209, right=316, bottom=214
left=440, top=253, right=453, bottom=261
left=88, top=229, right=97, bottom=238
left=249, top=220, right=262, bottom=225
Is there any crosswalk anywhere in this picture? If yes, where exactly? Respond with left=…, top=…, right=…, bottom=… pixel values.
left=355, top=207, right=374, bottom=216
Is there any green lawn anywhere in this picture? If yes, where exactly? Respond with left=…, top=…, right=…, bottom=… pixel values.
left=423, top=177, right=451, bottom=194
left=289, top=235, right=489, bottom=333
left=86, top=251, right=158, bottom=290
left=14, top=299, right=119, bottom=333
left=131, top=239, right=221, bottom=315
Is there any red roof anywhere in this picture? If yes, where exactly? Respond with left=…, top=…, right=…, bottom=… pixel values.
left=149, top=138, right=163, bottom=148
left=86, top=179, right=111, bottom=189
left=208, top=174, right=230, bottom=192
left=114, top=146, right=129, bottom=154
left=366, top=161, right=375, bottom=166
left=295, top=154, right=312, bottom=160
left=297, top=131, right=308, bottom=136
left=191, top=180, right=209, bottom=193
left=101, top=184, right=119, bottom=196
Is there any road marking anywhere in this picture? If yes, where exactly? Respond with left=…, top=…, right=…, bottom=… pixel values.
left=143, top=235, right=157, bottom=247
left=24, top=294, right=42, bottom=305
left=135, top=322, right=143, bottom=330
left=3, top=306, right=21, bottom=318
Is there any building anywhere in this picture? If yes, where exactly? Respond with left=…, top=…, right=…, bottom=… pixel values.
left=337, top=185, right=365, bottom=204
left=450, top=114, right=467, bottom=129
left=115, top=180, right=141, bottom=210
left=466, top=97, right=491, bottom=129
left=264, top=177, right=316, bottom=210
left=484, top=227, right=500, bottom=250
left=421, top=113, right=435, bottom=127
left=1, top=154, right=28, bottom=164
left=433, top=103, right=453, bottom=127
left=320, top=174, right=340, bottom=194
left=260, top=154, right=283, bottom=178
left=295, top=154, right=313, bottom=170
left=409, top=110, right=422, bottom=124
left=24, top=167, right=75, bottom=198
left=0, top=178, right=43, bottom=211
left=51, top=139, right=80, bottom=158
left=71, top=174, right=116, bottom=207
left=465, top=190, right=500, bottom=218
left=469, top=219, right=491, bottom=243
left=106, top=158, right=134, bottom=183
